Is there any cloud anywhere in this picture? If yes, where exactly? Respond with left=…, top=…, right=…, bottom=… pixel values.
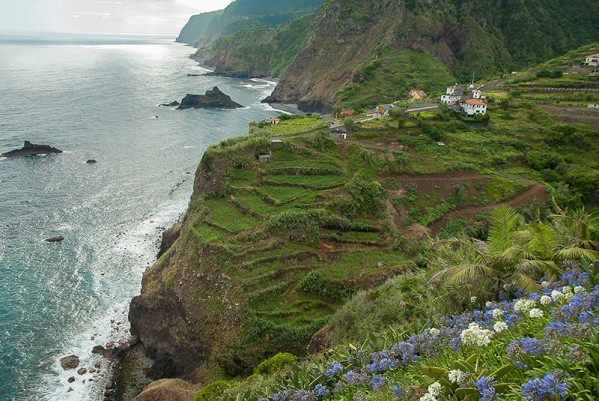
left=0, top=0, right=234, bottom=34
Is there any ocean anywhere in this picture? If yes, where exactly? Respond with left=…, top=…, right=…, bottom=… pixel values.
left=0, top=33, right=280, bottom=400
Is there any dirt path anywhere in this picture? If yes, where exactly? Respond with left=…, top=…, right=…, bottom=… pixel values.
left=428, top=184, right=546, bottom=234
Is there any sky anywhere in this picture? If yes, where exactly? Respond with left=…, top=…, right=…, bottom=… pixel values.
left=0, top=0, right=234, bottom=35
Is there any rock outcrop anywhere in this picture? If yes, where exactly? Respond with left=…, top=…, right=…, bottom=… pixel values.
left=177, top=87, right=242, bottom=110
left=1, top=141, right=63, bottom=157
left=60, top=355, right=80, bottom=370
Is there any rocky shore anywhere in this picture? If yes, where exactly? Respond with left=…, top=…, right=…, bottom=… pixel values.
left=176, top=87, right=243, bottom=110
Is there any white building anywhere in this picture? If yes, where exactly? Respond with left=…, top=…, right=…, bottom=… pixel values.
left=440, top=84, right=465, bottom=104
left=584, top=54, right=599, bottom=66
left=472, top=89, right=486, bottom=100
left=461, top=99, right=487, bottom=116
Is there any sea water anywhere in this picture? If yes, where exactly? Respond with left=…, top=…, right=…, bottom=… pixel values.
left=0, top=33, right=280, bottom=400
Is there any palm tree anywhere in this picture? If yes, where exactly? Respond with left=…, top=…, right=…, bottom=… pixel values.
left=431, top=206, right=561, bottom=301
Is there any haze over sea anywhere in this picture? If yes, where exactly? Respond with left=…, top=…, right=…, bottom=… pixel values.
left=0, top=33, right=279, bottom=400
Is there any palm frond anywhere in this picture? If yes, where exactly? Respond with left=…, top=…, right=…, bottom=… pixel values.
left=510, top=272, right=541, bottom=292
left=555, top=247, right=599, bottom=262
left=488, top=206, right=521, bottom=254
left=446, top=263, right=494, bottom=285
left=519, top=259, right=561, bottom=280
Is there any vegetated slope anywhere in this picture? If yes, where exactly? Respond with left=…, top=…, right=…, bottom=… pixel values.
left=176, top=0, right=325, bottom=47
left=176, top=10, right=224, bottom=46
left=194, top=15, right=314, bottom=78
left=265, top=0, right=599, bottom=111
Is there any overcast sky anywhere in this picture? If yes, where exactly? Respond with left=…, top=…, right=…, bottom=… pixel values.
left=0, top=0, right=234, bottom=35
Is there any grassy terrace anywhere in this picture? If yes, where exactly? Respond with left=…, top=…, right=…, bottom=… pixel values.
left=187, top=84, right=597, bottom=370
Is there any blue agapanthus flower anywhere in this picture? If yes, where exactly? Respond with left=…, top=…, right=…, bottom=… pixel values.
left=521, top=370, right=568, bottom=400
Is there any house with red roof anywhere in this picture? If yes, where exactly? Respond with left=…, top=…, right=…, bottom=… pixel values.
left=409, top=89, right=427, bottom=101
left=461, top=98, right=488, bottom=116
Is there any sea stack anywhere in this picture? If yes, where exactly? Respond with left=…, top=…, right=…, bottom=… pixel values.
left=0, top=141, right=63, bottom=157
left=177, top=87, right=243, bottom=110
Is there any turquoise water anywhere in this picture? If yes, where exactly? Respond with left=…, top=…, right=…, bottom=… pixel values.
left=0, top=34, right=279, bottom=400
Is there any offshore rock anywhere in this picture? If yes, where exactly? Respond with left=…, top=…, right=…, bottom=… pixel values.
left=1, top=141, right=62, bottom=157
left=60, top=355, right=80, bottom=370
left=177, top=87, right=242, bottom=109
left=160, top=101, right=180, bottom=107
left=45, top=236, right=65, bottom=242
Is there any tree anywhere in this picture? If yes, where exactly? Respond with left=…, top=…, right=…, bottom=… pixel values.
left=431, top=206, right=560, bottom=301
left=389, top=107, right=408, bottom=128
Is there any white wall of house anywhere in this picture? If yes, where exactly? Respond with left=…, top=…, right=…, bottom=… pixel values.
left=462, top=102, right=487, bottom=116
left=584, top=55, right=599, bottom=65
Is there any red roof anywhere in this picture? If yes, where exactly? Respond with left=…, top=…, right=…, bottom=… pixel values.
left=465, top=99, right=487, bottom=106
left=410, top=89, right=426, bottom=96
left=341, top=110, right=354, bottom=116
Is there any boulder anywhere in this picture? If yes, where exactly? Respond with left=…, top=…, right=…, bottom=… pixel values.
left=67, top=376, right=75, bottom=383
left=86, top=159, right=97, bottom=164
left=60, top=355, right=80, bottom=370
left=77, top=367, right=87, bottom=375
left=160, top=101, right=180, bottom=107
left=177, top=87, right=242, bottom=110
left=1, top=141, right=62, bottom=157
left=45, top=236, right=64, bottom=243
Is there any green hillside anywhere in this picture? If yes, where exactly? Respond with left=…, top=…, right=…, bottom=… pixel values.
left=176, top=0, right=325, bottom=47
left=195, top=15, right=314, bottom=78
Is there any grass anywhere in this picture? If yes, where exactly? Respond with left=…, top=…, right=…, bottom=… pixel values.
left=256, top=185, right=317, bottom=203
left=322, top=250, right=408, bottom=280
left=205, top=198, right=261, bottom=232
left=266, top=175, right=346, bottom=188
left=195, top=223, right=229, bottom=242
left=253, top=116, right=327, bottom=136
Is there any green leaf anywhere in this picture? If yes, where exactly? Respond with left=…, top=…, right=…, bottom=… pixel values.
left=491, top=364, right=512, bottom=380
left=421, top=366, right=449, bottom=378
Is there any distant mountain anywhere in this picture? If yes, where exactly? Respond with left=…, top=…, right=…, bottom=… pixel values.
left=176, top=0, right=325, bottom=47
left=264, top=0, right=599, bottom=111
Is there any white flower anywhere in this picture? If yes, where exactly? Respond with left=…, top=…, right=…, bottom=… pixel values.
left=540, top=295, right=552, bottom=305
left=420, top=394, right=437, bottom=401
left=563, top=286, right=573, bottom=294
left=541, top=281, right=549, bottom=288
left=493, top=321, right=508, bottom=333
left=460, top=322, right=492, bottom=347
left=448, top=369, right=464, bottom=384
left=470, top=296, right=477, bottom=303
left=514, top=299, right=536, bottom=313
left=428, top=382, right=442, bottom=396
left=551, top=289, right=564, bottom=302
left=529, top=308, right=544, bottom=318
left=429, top=328, right=440, bottom=337
left=486, top=301, right=493, bottom=308
left=574, top=286, right=584, bottom=294
left=492, top=309, right=504, bottom=319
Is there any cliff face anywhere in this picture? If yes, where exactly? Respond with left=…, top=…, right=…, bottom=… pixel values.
left=264, top=0, right=599, bottom=111
left=176, top=10, right=223, bottom=46
left=176, top=0, right=325, bottom=48
left=195, top=15, right=314, bottom=78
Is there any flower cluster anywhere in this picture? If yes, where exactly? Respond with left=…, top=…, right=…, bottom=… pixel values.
left=521, top=370, right=568, bottom=401
left=252, top=270, right=596, bottom=401
left=460, top=322, right=492, bottom=347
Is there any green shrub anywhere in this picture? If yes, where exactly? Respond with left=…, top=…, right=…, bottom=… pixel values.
left=193, top=381, right=232, bottom=401
left=344, top=174, right=386, bottom=215
left=253, top=352, right=297, bottom=375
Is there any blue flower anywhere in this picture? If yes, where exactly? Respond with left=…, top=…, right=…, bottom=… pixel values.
left=370, top=375, right=387, bottom=392
left=391, top=385, right=405, bottom=398
left=325, top=361, right=343, bottom=377
left=520, top=338, right=545, bottom=356
left=476, top=376, right=500, bottom=401
left=313, top=384, right=330, bottom=398
left=521, top=370, right=568, bottom=400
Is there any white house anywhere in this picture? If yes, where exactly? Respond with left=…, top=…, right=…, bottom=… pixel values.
left=461, top=99, right=487, bottom=116
left=440, top=84, right=465, bottom=104
left=584, top=54, right=599, bottom=66
left=472, top=89, right=486, bottom=100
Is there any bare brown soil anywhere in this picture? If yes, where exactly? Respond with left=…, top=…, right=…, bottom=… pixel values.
left=428, top=184, right=546, bottom=233
left=389, top=172, right=490, bottom=199
left=539, top=104, right=599, bottom=128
